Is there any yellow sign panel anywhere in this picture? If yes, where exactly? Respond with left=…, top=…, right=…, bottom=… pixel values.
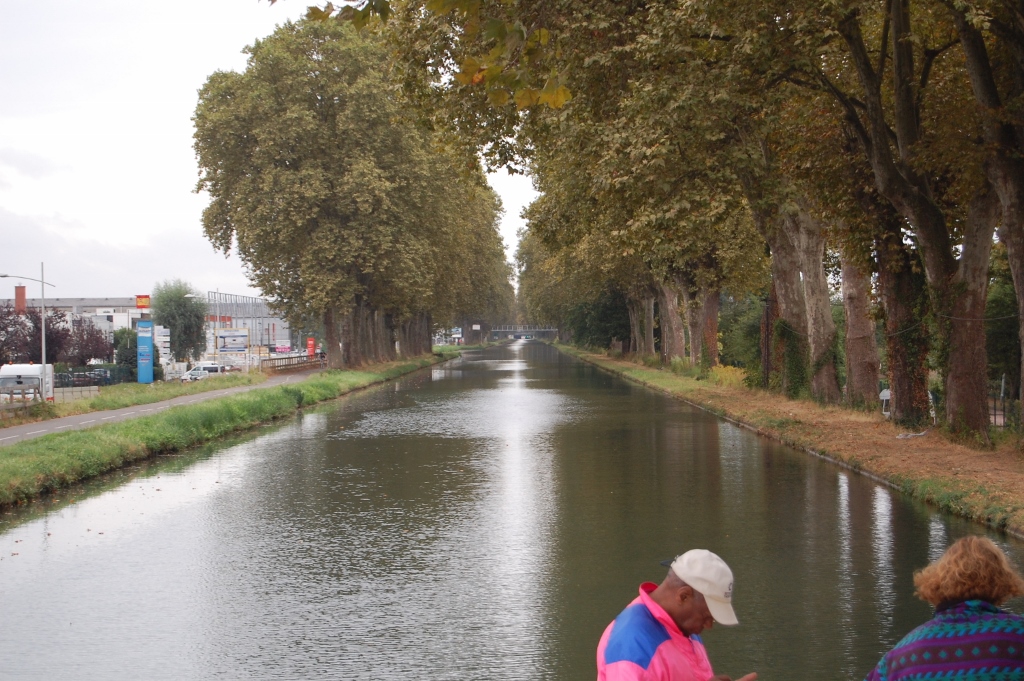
left=135, top=295, right=151, bottom=309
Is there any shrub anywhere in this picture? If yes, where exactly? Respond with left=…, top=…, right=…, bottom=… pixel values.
left=641, top=354, right=662, bottom=368
left=711, top=365, right=747, bottom=388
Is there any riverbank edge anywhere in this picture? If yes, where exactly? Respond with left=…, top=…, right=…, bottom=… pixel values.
left=557, top=344, right=1024, bottom=539
left=0, top=354, right=450, bottom=509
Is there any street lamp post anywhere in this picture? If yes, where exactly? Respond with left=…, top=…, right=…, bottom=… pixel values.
left=0, top=263, right=55, bottom=365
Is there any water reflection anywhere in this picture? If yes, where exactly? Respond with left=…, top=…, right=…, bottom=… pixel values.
left=0, top=341, right=1022, bottom=680
left=872, top=487, right=897, bottom=637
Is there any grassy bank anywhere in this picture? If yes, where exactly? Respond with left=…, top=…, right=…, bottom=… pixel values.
left=1, top=373, right=267, bottom=429
left=432, top=341, right=501, bottom=357
left=0, top=357, right=440, bottom=508
left=558, top=344, right=1024, bottom=538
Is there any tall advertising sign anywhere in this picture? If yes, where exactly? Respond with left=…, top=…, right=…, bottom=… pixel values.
left=306, top=337, right=315, bottom=357
left=137, top=321, right=154, bottom=384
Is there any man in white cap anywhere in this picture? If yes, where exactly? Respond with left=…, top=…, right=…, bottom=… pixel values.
left=596, top=549, right=756, bottom=681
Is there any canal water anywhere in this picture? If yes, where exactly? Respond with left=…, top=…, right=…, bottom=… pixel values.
left=1, top=341, right=1021, bottom=679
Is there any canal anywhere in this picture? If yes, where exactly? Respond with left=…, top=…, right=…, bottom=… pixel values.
left=1, top=341, right=1021, bottom=679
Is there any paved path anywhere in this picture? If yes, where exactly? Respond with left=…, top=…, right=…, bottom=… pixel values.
left=0, top=370, right=321, bottom=448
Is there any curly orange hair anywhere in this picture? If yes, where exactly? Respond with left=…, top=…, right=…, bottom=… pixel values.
left=914, top=535, right=1024, bottom=606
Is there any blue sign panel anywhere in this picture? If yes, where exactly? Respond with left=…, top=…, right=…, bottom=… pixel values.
left=137, top=321, right=154, bottom=384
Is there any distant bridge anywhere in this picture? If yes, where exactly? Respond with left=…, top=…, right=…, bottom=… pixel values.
left=490, top=325, right=558, bottom=339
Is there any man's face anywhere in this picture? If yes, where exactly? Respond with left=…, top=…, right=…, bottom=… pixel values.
left=677, top=588, right=715, bottom=636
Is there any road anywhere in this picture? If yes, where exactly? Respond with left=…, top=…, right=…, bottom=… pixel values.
left=0, top=370, right=320, bottom=448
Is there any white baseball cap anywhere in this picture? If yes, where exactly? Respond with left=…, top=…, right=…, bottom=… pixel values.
left=670, top=549, right=739, bottom=626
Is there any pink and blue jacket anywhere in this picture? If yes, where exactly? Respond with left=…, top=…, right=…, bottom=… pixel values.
left=597, top=582, right=715, bottom=681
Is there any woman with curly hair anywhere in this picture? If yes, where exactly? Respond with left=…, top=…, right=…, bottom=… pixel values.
left=864, top=535, right=1024, bottom=680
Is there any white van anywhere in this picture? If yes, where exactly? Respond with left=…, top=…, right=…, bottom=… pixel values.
left=0, top=364, right=54, bottom=402
left=181, top=367, right=209, bottom=382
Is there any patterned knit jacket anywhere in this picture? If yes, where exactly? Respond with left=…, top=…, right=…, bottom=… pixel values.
left=864, top=600, right=1024, bottom=680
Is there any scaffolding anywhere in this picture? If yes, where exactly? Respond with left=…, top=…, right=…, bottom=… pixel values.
left=206, top=291, right=284, bottom=350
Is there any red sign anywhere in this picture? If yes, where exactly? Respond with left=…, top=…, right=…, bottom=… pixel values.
left=135, top=295, right=151, bottom=309
left=306, top=337, right=315, bottom=357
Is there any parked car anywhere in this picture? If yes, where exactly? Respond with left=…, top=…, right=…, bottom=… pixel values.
left=86, top=368, right=112, bottom=385
left=72, top=372, right=95, bottom=387
left=180, top=368, right=209, bottom=382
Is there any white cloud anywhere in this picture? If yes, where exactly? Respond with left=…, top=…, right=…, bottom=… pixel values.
left=0, top=148, right=59, bottom=179
left=487, top=170, right=538, bottom=264
left=0, top=207, right=258, bottom=298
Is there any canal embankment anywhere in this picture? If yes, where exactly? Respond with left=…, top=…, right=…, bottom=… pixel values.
left=0, top=355, right=446, bottom=508
left=0, top=372, right=268, bottom=429
left=558, top=344, right=1024, bottom=538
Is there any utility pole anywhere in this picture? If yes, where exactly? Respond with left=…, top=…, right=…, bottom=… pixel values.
left=40, top=262, right=46, bottom=366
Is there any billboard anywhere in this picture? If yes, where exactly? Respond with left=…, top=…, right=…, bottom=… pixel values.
left=135, top=295, right=151, bottom=309
left=137, top=321, right=154, bottom=384
left=155, top=325, right=171, bottom=360
left=217, top=328, right=249, bottom=352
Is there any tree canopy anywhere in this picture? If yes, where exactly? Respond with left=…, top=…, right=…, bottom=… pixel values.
left=151, top=280, right=208, bottom=362
left=256, top=0, right=1024, bottom=437
left=194, top=19, right=513, bottom=366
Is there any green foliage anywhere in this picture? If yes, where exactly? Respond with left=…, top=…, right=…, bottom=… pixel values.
left=112, top=327, right=166, bottom=381
left=776, top=320, right=810, bottom=400
left=151, top=280, right=208, bottom=362
left=719, top=295, right=765, bottom=370
left=561, top=287, right=630, bottom=349
left=193, top=19, right=513, bottom=334
left=669, top=356, right=700, bottom=378
left=113, top=327, right=137, bottom=379
left=987, top=244, right=1020, bottom=397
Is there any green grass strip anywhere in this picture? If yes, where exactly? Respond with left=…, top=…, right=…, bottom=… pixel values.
left=86, top=373, right=266, bottom=410
left=2, top=373, right=268, bottom=429
left=0, top=357, right=439, bottom=508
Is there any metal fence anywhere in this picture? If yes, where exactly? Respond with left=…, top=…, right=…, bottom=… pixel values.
left=55, top=366, right=134, bottom=388
left=260, top=354, right=322, bottom=373
left=989, top=376, right=1021, bottom=430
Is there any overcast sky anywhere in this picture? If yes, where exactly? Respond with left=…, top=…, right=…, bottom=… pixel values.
left=0, top=0, right=536, bottom=300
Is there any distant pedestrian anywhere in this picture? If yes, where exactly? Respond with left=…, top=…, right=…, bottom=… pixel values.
left=864, top=535, right=1024, bottom=681
left=596, top=549, right=756, bottom=681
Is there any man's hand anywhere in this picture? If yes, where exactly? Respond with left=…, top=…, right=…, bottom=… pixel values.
left=711, top=674, right=757, bottom=681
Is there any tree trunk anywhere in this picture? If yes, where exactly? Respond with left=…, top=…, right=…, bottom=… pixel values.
left=341, top=306, right=358, bottom=368
left=952, top=10, right=1024, bottom=423
left=760, top=283, right=782, bottom=389
left=1000, top=224, right=1024, bottom=414
left=765, top=218, right=810, bottom=398
left=643, top=295, right=656, bottom=357
left=876, top=221, right=931, bottom=425
left=676, top=276, right=703, bottom=366
left=701, top=288, right=720, bottom=367
left=840, top=250, right=880, bottom=406
left=941, top=188, right=997, bottom=433
left=323, top=307, right=344, bottom=369
left=626, top=296, right=641, bottom=355
left=792, top=209, right=842, bottom=403
left=836, top=11, right=993, bottom=435
left=658, top=281, right=686, bottom=361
